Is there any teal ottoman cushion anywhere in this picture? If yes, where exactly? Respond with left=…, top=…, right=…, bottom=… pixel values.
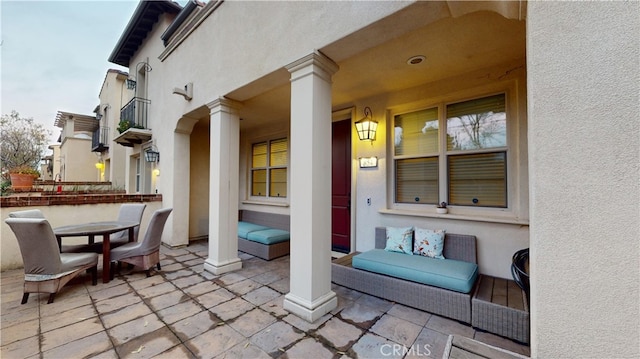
left=352, top=249, right=478, bottom=293
left=246, top=229, right=290, bottom=245
left=238, top=221, right=270, bottom=238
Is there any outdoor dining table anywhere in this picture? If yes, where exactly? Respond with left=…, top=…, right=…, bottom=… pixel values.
left=53, top=221, right=138, bottom=283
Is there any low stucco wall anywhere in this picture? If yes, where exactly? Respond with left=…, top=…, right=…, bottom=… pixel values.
left=1, top=201, right=162, bottom=271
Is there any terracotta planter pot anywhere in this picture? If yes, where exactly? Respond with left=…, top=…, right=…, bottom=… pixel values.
left=10, top=173, right=36, bottom=189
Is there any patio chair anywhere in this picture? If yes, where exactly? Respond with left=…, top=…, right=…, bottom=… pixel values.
left=62, top=203, right=146, bottom=253
left=109, top=208, right=172, bottom=279
left=4, top=217, right=98, bottom=304
left=8, top=209, right=45, bottom=218
left=107, top=203, right=147, bottom=247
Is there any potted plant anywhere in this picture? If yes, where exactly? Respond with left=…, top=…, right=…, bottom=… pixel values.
left=436, top=201, right=448, bottom=214
left=9, top=165, right=40, bottom=189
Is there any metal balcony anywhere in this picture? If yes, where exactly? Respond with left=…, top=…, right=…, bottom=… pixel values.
left=113, top=97, right=152, bottom=147
left=91, top=126, right=110, bottom=152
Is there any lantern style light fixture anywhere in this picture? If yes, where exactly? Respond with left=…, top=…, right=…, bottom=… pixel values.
left=144, top=146, right=160, bottom=163
left=354, top=106, right=378, bottom=141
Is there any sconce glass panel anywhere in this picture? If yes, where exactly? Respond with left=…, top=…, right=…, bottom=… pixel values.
left=355, top=119, right=378, bottom=141
left=144, top=150, right=159, bottom=162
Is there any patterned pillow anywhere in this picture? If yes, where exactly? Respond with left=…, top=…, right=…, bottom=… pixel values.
left=384, top=226, right=413, bottom=255
left=413, top=228, right=446, bottom=259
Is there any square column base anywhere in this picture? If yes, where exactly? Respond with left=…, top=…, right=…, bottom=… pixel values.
left=204, top=257, right=242, bottom=275
left=283, top=291, right=337, bottom=323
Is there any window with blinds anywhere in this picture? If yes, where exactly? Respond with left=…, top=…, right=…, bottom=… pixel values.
left=393, top=107, right=439, bottom=204
left=448, top=152, right=506, bottom=207
left=251, top=138, right=288, bottom=198
left=393, top=93, right=508, bottom=208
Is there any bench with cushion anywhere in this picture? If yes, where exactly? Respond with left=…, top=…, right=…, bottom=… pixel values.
left=237, top=210, right=290, bottom=260
left=332, top=226, right=478, bottom=323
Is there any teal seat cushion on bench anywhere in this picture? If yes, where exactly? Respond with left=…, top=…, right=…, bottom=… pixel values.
left=238, top=221, right=270, bottom=238
left=352, top=249, right=478, bottom=293
left=246, top=229, right=290, bottom=245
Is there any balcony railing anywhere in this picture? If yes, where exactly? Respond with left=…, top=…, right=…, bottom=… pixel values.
left=91, top=126, right=110, bottom=152
left=114, top=97, right=152, bottom=147
left=119, top=97, right=151, bottom=132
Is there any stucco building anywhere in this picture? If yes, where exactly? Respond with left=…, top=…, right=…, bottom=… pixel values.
left=106, top=1, right=639, bottom=358
left=94, top=69, right=133, bottom=189
left=53, top=111, right=103, bottom=181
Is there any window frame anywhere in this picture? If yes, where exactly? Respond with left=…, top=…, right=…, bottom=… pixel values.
left=389, top=89, right=515, bottom=216
left=248, top=136, right=289, bottom=202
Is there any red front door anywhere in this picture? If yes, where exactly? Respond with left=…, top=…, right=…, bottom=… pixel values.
left=332, top=119, right=351, bottom=253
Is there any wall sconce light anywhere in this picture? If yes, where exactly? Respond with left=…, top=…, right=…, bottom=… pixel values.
left=153, top=169, right=160, bottom=176
left=144, top=146, right=160, bottom=163
left=355, top=106, right=378, bottom=141
left=95, top=162, right=104, bottom=170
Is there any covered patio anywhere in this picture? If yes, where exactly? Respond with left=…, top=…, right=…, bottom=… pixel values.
left=0, top=242, right=530, bottom=358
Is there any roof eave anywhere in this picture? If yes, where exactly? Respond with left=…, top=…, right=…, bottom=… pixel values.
left=108, top=1, right=182, bottom=67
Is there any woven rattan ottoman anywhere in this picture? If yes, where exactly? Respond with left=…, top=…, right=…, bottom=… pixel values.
left=472, top=275, right=530, bottom=344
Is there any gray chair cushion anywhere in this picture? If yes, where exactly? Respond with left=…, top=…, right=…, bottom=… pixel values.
left=60, top=253, right=99, bottom=272
left=9, top=209, right=45, bottom=218
left=5, top=218, right=98, bottom=275
left=110, top=208, right=172, bottom=262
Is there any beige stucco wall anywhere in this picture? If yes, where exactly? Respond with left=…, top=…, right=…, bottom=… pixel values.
left=60, top=136, right=101, bottom=181
left=528, top=1, right=639, bottom=358
left=0, top=201, right=162, bottom=271
left=100, top=70, right=131, bottom=188
left=189, top=119, right=210, bottom=239
left=50, top=144, right=61, bottom=180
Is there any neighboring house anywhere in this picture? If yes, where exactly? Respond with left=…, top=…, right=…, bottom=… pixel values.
left=51, top=69, right=134, bottom=186
left=108, top=1, right=639, bottom=358
left=53, top=111, right=102, bottom=181
left=93, top=69, right=133, bottom=189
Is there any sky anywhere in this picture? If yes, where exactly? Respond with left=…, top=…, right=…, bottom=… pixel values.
left=1, top=0, right=142, bottom=146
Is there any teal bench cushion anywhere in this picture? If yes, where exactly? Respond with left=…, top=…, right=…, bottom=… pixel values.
left=246, top=229, right=290, bottom=245
left=352, top=249, right=478, bottom=293
left=238, top=221, right=270, bottom=238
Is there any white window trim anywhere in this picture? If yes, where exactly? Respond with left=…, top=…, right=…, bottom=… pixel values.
left=386, top=81, right=525, bottom=223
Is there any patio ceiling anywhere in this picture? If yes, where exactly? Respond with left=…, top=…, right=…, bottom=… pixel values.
left=227, top=1, right=526, bottom=131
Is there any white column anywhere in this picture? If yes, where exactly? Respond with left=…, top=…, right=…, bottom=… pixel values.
left=204, top=97, right=242, bottom=275
left=283, top=51, right=339, bottom=322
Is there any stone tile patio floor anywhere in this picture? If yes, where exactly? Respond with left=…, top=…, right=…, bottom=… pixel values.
left=1, top=240, right=530, bottom=358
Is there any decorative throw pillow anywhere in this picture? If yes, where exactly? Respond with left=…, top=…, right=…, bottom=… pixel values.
left=384, top=226, right=413, bottom=255
left=413, top=228, right=446, bottom=259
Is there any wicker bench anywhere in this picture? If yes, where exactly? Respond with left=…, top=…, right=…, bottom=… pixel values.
left=332, top=227, right=478, bottom=324
left=472, top=275, right=530, bottom=344
left=237, top=210, right=290, bottom=260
